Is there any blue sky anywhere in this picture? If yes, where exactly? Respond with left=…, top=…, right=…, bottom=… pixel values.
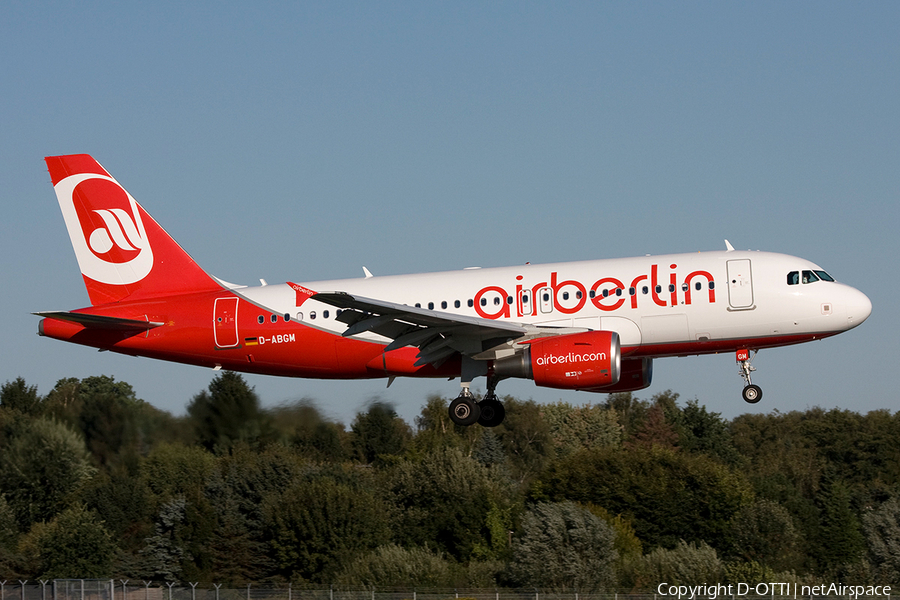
left=2, top=2, right=897, bottom=426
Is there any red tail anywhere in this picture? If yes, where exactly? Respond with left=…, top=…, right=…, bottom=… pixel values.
left=46, top=154, right=221, bottom=305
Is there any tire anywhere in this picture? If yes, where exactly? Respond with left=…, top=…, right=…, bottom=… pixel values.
left=742, top=384, right=763, bottom=404
left=477, top=398, right=506, bottom=428
left=449, top=396, right=481, bottom=426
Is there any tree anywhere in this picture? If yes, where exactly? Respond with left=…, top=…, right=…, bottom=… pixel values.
left=268, top=400, right=349, bottom=462
left=541, top=401, right=622, bottom=459
left=494, top=397, right=553, bottom=483
left=17, top=504, right=114, bottom=579
left=506, top=501, right=617, bottom=591
left=535, top=446, right=752, bottom=550
left=725, top=498, right=802, bottom=571
left=264, top=471, right=391, bottom=582
left=335, top=544, right=454, bottom=587
left=350, top=400, right=411, bottom=463
left=0, top=377, right=42, bottom=416
left=388, top=446, right=514, bottom=562
left=0, top=416, right=95, bottom=529
left=863, top=496, right=900, bottom=583
left=187, top=372, right=272, bottom=452
left=621, top=540, right=724, bottom=589
left=814, top=478, right=866, bottom=573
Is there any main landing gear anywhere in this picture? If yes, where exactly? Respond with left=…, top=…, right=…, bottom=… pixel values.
left=448, top=373, right=506, bottom=428
left=737, top=348, right=763, bottom=404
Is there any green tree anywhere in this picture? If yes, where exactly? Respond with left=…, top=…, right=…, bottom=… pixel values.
left=335, top=544, right=454, bottom=587
left=350, top=400, right=412, bottom=463
left=187, top=371, right=272, bottom=452
left=0, top=377, right=42, bottom=416
left=542, top=401, right=622, bottom=459
left=494, top=397, right=553, bottom=483
left=814, top=478, right=866, bottom=573
left=269, top=400, right=348, bottom=462
left=725, top=498, right=802, bottom=571
left=621, top=540, right=724, bottom=589
left=24, top=504, right=115, bottom=578
left=264, top=471, right=391, bottom=582
left=506, top=501, right=617, bottom=591
left=535, top=446, right=752, bottom=550
left=0, top=416, right=95, bottom=529
left=388, top=446, right=514, bottom=562
left=674, top=399, right=740, bottom=465
left=863, top=496, right=900, bottom=583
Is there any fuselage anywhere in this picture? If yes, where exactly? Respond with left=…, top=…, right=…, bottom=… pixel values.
left=40, top=249, right=872, bottom=382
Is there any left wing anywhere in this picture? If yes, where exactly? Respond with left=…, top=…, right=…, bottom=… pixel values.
left=313, top=291, right=585, bottom=366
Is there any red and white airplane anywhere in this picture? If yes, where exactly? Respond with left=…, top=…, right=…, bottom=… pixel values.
left=36, top=154, right=872, bottom=427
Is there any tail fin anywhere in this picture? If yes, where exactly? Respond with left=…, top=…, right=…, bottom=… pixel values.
left=46, top=154, right=222, bottom=305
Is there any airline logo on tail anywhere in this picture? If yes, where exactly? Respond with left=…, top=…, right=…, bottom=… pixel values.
left=54, top=173, right=154, bottom=285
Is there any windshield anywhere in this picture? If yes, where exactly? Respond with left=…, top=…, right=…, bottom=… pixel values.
left=787, top=270, right=836, bottom=285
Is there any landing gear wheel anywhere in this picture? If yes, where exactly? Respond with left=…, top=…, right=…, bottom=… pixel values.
left=742, top=384, right=763, bottom=404
left=449, top=395, right=481, bottom=426
left=477, top=397, right=506, bottom=428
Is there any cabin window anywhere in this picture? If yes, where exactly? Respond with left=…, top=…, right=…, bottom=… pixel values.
left=258, top=315, right=265, bottom=324
left=415, top=303, right=421, bottom=308
left=270, top=314, right=278, bottom=323
left=507, top=296, right=513, bottom=304
left=629, top=287, right=635, bottom=296
left=481, top=298, right=488, bottom=306
left=428, top=302, right=434, bottom=310
left=615, top=288, right=622, bottom=297
left=309, top=311, right=317, bottom=320
left=494, top=297, right=501, bottom=306
left=576, top=290, right=583, bottom=299
left=563, top=292, right=570, bottom=300
left=788, top=271, right=799, bottom=285
left=802, top=270, right=819, bottom=284
left=643, top=286, right=649, bottom=295
left=323, top=310, right=330, bottom=319
left=682, top=283, right=689, bottom=292
left=695, top=282, right=702, bottom=291
left=468, top=299, right=474, bottom=307
left=284, top=313, right=291, bottom=322
left=441, top=301, right=447, bottom=309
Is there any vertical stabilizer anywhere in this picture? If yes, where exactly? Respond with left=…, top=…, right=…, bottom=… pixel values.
left=46, top=154, right=221, bottom=305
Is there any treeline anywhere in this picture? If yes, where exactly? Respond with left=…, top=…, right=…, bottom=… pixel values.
left=1, top=373, right=899, bottom=588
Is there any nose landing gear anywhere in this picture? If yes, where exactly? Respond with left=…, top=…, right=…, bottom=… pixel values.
left=737, top=348, right=762, bottom=404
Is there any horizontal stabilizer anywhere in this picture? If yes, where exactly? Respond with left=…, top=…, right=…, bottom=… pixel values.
left=34, top=311, right=164, bottom=331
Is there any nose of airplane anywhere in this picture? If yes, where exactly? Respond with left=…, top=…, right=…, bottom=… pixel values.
left=845, top=286, right=872, bottom=329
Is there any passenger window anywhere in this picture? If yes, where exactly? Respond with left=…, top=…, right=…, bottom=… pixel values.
left=643, top=286, right=649, bottom=295
left=441, top=301, right=447, bottom=309
left=709, top=281, right=715, bottom=290
left=415, top=303, right=421, bottom=308
left=694, top=282, right=702, bottom=291
left=629, top=287, right=635, bottom=296
left=493, top=297, right=501, bottom=306
left=481, top=298, right=488, bottom=306
left=682, top=283, right=689, bottom=292
left=576, top=291, right=583, bottom=299
left=428, top=302, right=434, bottom=310
left=507, top=296, right=513, bottom=304
left=454, top=300, right=460, bottom=308
left=788, top=272, right=799, bottom=285
left=310, top=311, right=317, bottom=320
left=284, top=313, right=291, bottom=322
left=468, top=299, right=474, bottom=307
left=563, top=292, right=570, bottom=300
left=296, top=312, right=303, bottom=321
left=258, top=315, right=265, bottom=324
left=270, top=314, right=278, bottom=323
left=323, top=310, right=330, bottom=319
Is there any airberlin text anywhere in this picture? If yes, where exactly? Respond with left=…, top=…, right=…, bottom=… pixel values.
left=657, top=583, right=892, bottom=600
left=535, top=351, right=607, bottom=366
left=473, top=264, right=716, bottom=320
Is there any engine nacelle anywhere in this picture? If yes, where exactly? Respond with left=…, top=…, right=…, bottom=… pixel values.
left=494, top=331, right=621, bottom=390
left=585, top=357, right=652, bottom=393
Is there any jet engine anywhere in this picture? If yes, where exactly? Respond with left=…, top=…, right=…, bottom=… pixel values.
left=494, top=331, right=621, bottom=390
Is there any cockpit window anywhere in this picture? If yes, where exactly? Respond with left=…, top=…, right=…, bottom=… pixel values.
left=789, top=270, right=835, bottom=285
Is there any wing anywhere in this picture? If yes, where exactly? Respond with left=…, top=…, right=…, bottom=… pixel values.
left=313, top=291, right=585, bottom=366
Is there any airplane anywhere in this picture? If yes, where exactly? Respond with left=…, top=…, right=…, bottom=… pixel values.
left=35, top=154, right=872, bottom=427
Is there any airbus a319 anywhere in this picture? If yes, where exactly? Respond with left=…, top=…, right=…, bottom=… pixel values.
left=36, top=154, right=872, bottom=427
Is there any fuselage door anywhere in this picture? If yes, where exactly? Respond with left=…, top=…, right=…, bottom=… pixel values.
left=726, top=259, right=754, bottom=309
left=538, top=287, right=553, bottom=314
left=214, top=297, right=240, bottom=348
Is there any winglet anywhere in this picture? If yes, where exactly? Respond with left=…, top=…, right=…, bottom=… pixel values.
left=363, top=267, right=373, bottom=279
left=724, top=240, right=735, bottom=252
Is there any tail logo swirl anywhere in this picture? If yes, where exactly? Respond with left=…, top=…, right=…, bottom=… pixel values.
left=54, top=173, right=154, bottom=285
